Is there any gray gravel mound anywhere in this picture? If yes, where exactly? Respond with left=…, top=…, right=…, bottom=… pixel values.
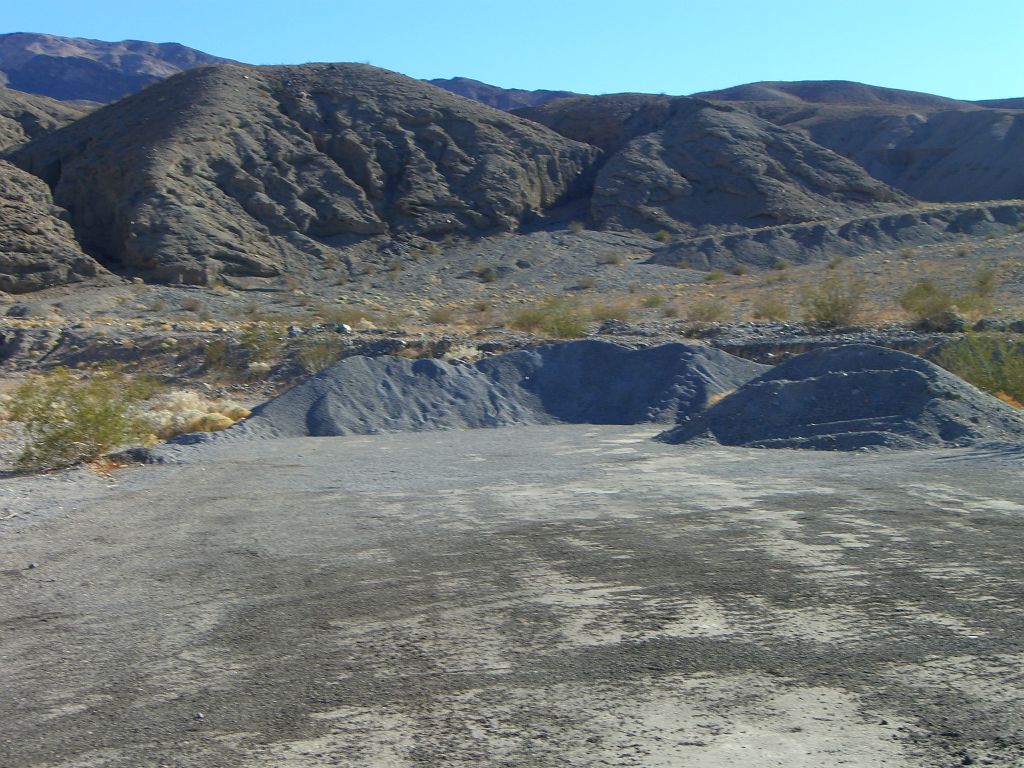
left=231, top=340, right=768, bottom=439
left=658, top=344, right=1024, bottom=450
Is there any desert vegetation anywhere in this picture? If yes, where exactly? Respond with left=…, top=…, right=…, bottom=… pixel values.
left=935, top=333, right=1024, bottom=408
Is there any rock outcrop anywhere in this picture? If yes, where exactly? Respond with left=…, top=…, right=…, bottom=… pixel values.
left=0, top=159, right=104, bottom=292
left=646, top=201, right=1024, bottom=271
left=658, top=344, right=1024, bottom=450
left=10, top=63, right=600, bottom=284
left=516, top=94, right=910, bottom=234
left=0, top=32, right=230, bottom=103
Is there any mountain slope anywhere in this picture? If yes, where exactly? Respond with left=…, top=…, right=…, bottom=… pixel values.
left=516, top=94, right=911, bottom=233
left=427, top=77, right=577, bottom=109
left=0, top=32, right=231, bottom=102
left=701, top=80, right=1024, bottom=202
left=0, top=86, right=90, bottom=150
left=9, top=63, right=600, bottom=284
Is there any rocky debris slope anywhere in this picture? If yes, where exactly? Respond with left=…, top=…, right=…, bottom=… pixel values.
left=658, top=344, right=1024, bottom=450
left=9, top=63, right=600, bottom=285
left=427, top=77, right=577, bottom=109
left=515, top=94, right=910, bottom=234
left=0, top=160, right=105, bottom=292
left=700, top=80, right=1024, bottom=203
left=0, top=86, right=88, bottom=151
left=0, top=32, right=230, bottom=103
left=647, top=201, right=1024, bottom=271
left=226, top=340, right=767, bottom=438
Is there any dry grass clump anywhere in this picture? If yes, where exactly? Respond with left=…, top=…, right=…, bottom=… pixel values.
left=752, top=296, right=790, bottom=322
left=142, top=390, right=251, bottom=441
left=686, top=298, right=729, bottom=324
left=509, top=297, right=588, bottom=338
left=588, top=298, right=632, bottom=322
left=800, top=274, right=864, bottom=328
left=294, top=335, right=345, bottom=373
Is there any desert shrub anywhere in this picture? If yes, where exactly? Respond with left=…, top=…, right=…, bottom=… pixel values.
left=478, top=265, right=497, bottom=283
left=568, top=220, right=585, bottom=233
left=686, top=298, right=729, bottom=324
left=827, top=255, right=844, bottom=269
left=641, top=293, right=666, bottom=308
left=204, top=339, right=230, bottom=370
left=588, top=299, right=632, bottom=322
left=752, top=297, right=790, bottom=321
left=773, top=259, right=789, bottom=271
left=600, top=252, right=624, bottom=266
left=800, top=274, right=864, bottom=328
left=315, top=304, right=371, bottom=326
left=427, top=307, right=454, bottom=325
left=182, top=297, right=203, bottom=313
left=955, top=244, right=971, bottom=258
left=704, top=270, right=726, bottom=283
left=239, top=322, right=284, bottom=362
left=509, top=297, right=588, bottom=338
left=899, top=279, right=955, bottom=323
left=653, top=229, right=672, bottom=244
left=6, top=367, right=149, bottom=472
left=731, top=264, right=748, bottom=276
left=295, top=335, right=345, bottom=373
left=575, top=276, right=597, bottom=290
left=935, top=333, right=1024, bottom=406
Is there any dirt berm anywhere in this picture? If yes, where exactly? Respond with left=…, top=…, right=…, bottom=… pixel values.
left=658, top=344, right=1024, bottom=450
left=223, top=339, right=768, bottom=439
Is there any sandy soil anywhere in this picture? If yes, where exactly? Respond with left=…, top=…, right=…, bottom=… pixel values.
left=1, top=425, right=1023, bottom=766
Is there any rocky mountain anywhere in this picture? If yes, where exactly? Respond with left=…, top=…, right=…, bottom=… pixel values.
left=0, top=86, right=89, bottom=150
left=427, top=77, right=577, bottom=109
left=515, top=94, right=910, bottom=233
left=700, top=80, right=1024, bottom=202
left=694, top=80, right=973, bottom=109
left=0, top=32, right=230, bottom=103
left=0, top=159, right=104, bottom=292
left=8, top=63, right=600, bottom=284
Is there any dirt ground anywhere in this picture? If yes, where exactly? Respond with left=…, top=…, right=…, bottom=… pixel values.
left=2, top=425, right=1023, bottom=767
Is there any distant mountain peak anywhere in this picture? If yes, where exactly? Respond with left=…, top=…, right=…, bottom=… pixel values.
left=0, top=32, right=232, bottom=103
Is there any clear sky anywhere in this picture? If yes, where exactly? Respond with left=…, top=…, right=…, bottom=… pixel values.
left=4, top=0, right=1023, bottom=100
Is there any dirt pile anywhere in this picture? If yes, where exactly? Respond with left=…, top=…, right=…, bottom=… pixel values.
left=658, top=344, right=1024, bottom=450
left=9, top=63, right=600, bottom=285
left=516, top=94, right=909, bottom=234
left=229, top=340, right=767, bottom=438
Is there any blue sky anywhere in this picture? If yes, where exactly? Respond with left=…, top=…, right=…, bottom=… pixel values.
left=5, top=0, right=1023, bottom=99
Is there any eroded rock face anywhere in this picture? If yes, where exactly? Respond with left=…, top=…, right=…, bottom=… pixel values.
left=0, top=160, right=104, bottom=293
left=517, top=95, right=909, bottom=234
left=658, top=344, right=1024, bottom=450
left=10, top=63, right=601, bottom=284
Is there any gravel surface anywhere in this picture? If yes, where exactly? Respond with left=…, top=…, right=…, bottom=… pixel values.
left=2, top=425, right=1023, bottom=766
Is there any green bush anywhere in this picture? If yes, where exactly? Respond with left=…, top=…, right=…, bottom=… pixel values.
left=899, top=279, right=955, bottom=323
left=800, top=274, right=864, bottom=328
left=510, top=297, right=588, bottom=338
left=239, top=322, right=284, bottom=362
left=686, top=298, right=729, bottom=324
left=295, top=335, right=345, bottom=374
left=6, top=367, right=149, bottom=472
left=752, top=297, right=790, bottom=322
left=935, top=333, right=1024, bottom=406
